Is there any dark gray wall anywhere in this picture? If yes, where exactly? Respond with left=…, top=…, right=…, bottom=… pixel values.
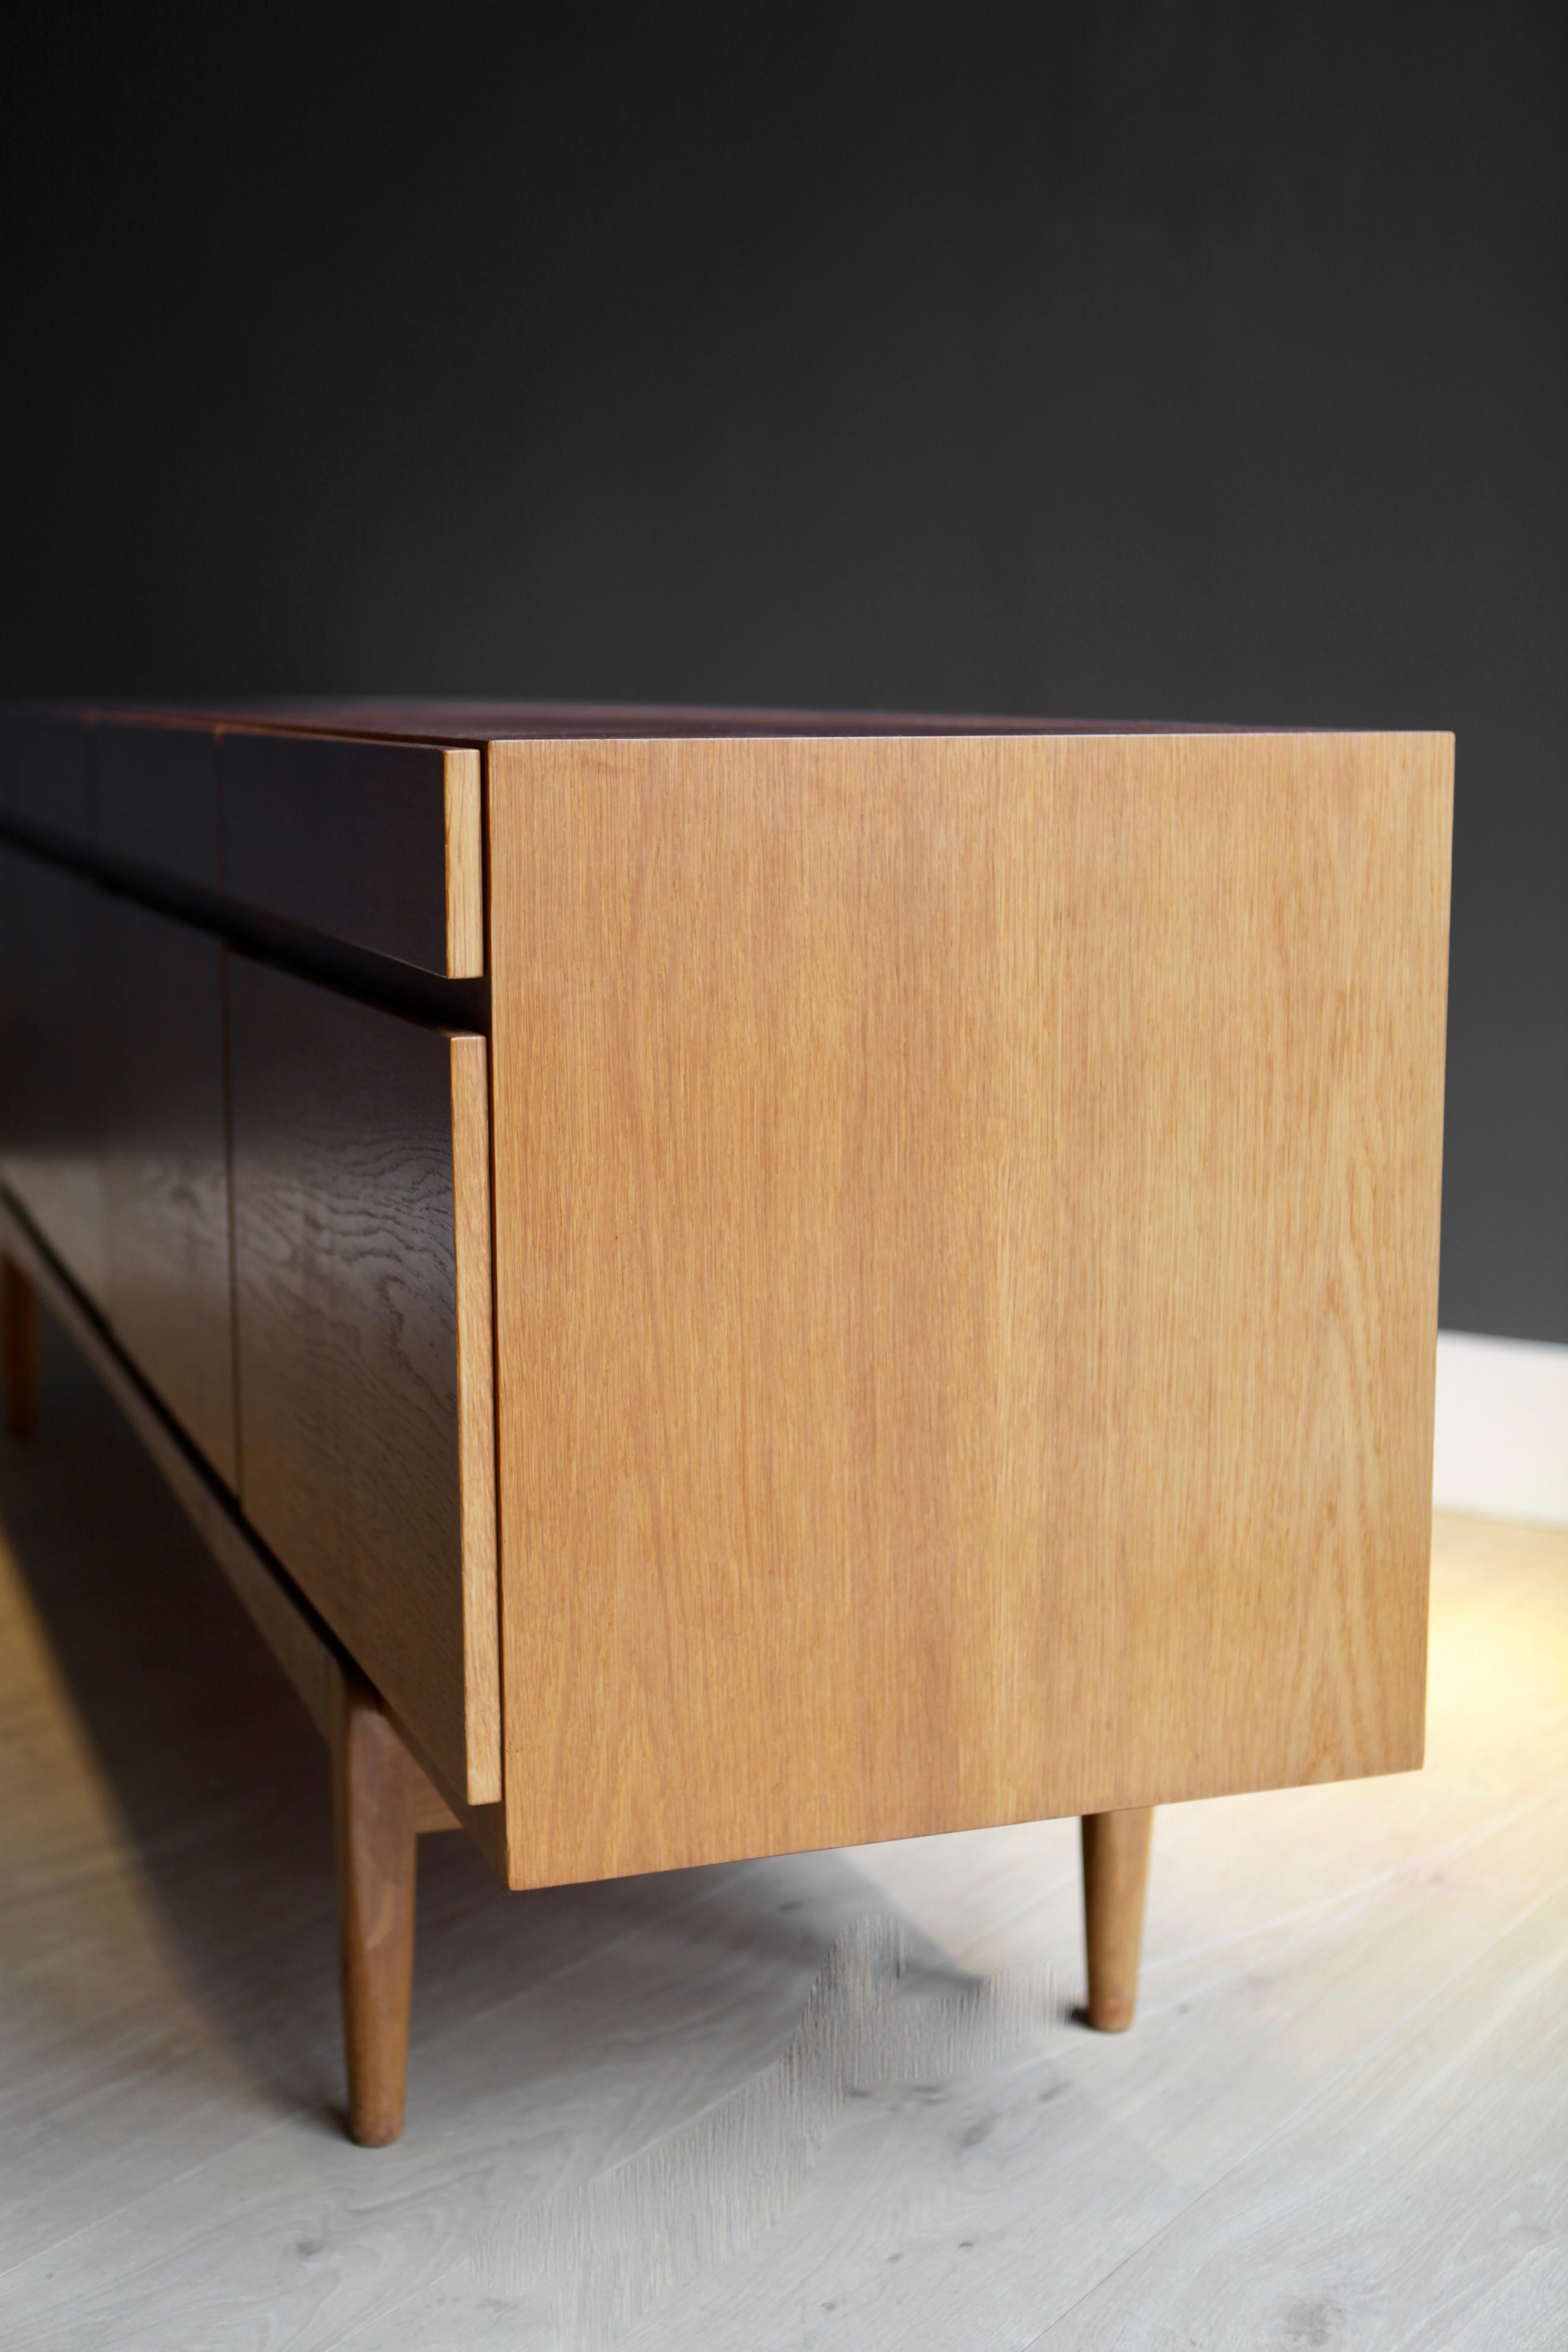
left=4, top=4, right=1563, bottom=1339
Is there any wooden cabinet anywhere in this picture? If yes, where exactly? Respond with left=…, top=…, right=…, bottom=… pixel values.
left=0, top=700, right=1454, bottom=2142
left=485, top=728, right=1453, bottom=1886
left=227, top=956, right=499, bottom=1804
left=0, top=707, right=1456, bottom=1875
left=99, top=893, right=237, bottom=1485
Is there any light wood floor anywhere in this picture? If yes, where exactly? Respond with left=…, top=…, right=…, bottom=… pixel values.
left=1, top=1330, right=1563, bottom=2349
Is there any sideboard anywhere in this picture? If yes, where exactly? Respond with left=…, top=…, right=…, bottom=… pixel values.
left=0, top=703, right=1453, bottom=2143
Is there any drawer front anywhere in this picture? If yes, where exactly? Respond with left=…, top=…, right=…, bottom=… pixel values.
left=220, top=731, right=482, bottom=976
left=100, top=896, right=237, bottom=1485
left=228, top=956, right=498, bottom=1803
left=94, top=723, right=222, bottom=890
left=0, top=844, right=106, bottom=1301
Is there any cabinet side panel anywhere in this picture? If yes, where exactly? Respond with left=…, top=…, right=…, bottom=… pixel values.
left=488, top=731, right=1451, bottom=1888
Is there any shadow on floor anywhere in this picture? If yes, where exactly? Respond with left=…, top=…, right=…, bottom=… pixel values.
left=0, top=1317, right=926, bottom=2148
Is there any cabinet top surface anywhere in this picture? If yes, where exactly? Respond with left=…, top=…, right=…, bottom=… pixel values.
left=5, top=700, right=1435, bottom=748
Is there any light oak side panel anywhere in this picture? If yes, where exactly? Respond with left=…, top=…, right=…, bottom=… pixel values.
left=487, top=730, right=1452, bottom=1890
left=444, top=748, right=484, bottom=979
left=228, top=959, right=501, bottom=1803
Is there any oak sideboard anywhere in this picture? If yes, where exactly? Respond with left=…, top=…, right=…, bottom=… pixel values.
left=0, top=703, right=1453, bottom=2143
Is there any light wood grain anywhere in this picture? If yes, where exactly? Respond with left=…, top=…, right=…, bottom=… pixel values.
left=1081, top=1808, right=1153, bottom=2031
left=330, top=1665, right=419, bottom=2146
left=410, top=1772, right=462, bottom=1837
left=228, top=955, right=501, bottom=1805
left=486, top=730, right=1453, bottom=1889
left=99, top=895, right=238, bottom=1487
left=444, top=748, right=484, bottom=979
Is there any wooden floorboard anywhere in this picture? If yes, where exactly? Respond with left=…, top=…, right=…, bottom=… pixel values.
left=1027, top=1883, right=1568, bottom=2349
left=0, top=1329, right=1563, bottom=2347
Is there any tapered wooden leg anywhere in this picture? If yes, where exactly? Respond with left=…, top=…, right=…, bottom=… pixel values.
left=3, top=1256, right=39, bottom=1439
left=1081, top=1805, right=1153, bottom=2032
left=329, top=1666, right=418, bottom=2145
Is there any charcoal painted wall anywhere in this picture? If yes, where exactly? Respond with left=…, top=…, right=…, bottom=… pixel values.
left=4, top=5, right=1563, bottom=1340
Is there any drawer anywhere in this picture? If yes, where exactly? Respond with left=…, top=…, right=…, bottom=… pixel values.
left=100, top=896, right=237, bottom=1485
left=0, top=843, right=106, bottom=1301
left=220, top=730, right=483, bottom=976
left=227, top=956, right=499, bottom=1803
left=94, top=722, right=222, bottom=890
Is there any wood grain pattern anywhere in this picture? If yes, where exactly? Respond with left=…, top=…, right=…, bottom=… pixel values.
left=1081, top=1808, right=1153, bottom=2031
left=381, top=1696, right=503, bottom=1866
left=99, top=895, right=237, bottom=1486
left=329, top=1665, right=419, bottom=2146
left=228, top=955, right=501, bottom=1805
left=92, top=721, right=222, bottom=890
left=219, top=730, right=484, bottom=977
left=444, top=748, right=484, bottom=977
left=0, top=844, right=106, bottom=1305
left=410, top=1771, right=461, bottom=1836
left=487, top=729, right=1453, bottom=1890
